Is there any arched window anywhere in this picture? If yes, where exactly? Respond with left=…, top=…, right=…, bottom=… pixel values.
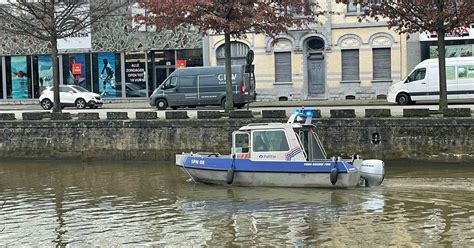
left=216, top=42, right=249, bottom=66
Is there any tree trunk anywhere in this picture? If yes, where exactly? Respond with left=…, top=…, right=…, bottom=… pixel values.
left=51, top=38, right=61, bottom=113
left=224, top=32, right=234, bottom=112
left=437, top=30, right=448, bottom=112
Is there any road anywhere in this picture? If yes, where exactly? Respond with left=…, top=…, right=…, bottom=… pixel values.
left=1, top=102, right=473, bottom=119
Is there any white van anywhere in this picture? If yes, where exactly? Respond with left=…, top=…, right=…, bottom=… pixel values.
left=387, top=57, right=474, bottom=105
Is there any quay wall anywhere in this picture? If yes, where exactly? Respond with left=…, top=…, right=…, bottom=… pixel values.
left=0, top=118, right=472, bottom=162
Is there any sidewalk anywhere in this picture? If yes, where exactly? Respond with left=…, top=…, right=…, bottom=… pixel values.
left=0, top=98, right=391, bottom=110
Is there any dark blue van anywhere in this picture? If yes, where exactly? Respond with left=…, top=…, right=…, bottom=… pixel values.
left=149, top=65, right=256, bottom=110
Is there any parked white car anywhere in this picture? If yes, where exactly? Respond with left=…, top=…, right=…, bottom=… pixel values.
left=39, top=85, right=103, bottom=110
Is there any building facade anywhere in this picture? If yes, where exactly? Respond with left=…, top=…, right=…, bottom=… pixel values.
left=0, top=5, right=203, bottom=102
left=203, top=0, right=408, bottom=101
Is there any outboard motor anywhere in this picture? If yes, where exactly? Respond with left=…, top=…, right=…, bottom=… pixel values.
left=359, top=159, right=385, bottom=186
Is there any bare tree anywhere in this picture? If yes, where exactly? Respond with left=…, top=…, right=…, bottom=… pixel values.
left=0, top=0, right=130, bottom=112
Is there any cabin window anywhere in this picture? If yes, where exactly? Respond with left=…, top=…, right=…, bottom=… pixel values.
left=407, top=68, right=426, bottom=82
left=234, top=133, right=249, bottom=153
left=163, top=76, right=177, bottom=89
left=253, top=130, right=289, bottom=152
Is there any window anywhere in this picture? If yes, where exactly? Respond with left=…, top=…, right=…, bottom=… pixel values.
left=234, top=133, right=249, bottom=154
left=253, top=130, right=289, bottom=152
left=373, top=48, right=391, bottom=80
left=347, top=0, right=358, bottom=12
left=274, top=52, right=292, bottom=83
left=216, top=42, right=249, bottom=66
left=446, top=66, right=456, bottom=80
left=342, top=49, right=360, bottom=81
left=179, top=76, right=196, bottom=87
left=458, top=66, right=474, bottom=79
left=59, top=86, right=70, bottom=93
left=163, top=77, right=177, bottom=89
left=92, top=53, right=122, bottom=98
left=408, top=68, right=426, bottom=82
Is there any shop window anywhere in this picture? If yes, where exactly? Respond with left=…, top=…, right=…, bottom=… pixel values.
left=342, top=49, right=360, bottom=81
left=125, top=52, right=147, bottom=98
left=62, top=54, right=92, bottom=91
left=275, top=52, right=292, bottom=83
left=6, top=56, right=32, bottom=99
left=347, top=0, right=358, bottom=13
left=32, top=55, right=54, bottom=98
left=373, top=48, right=391, bottom=80
left=176, top=49, right=203, bottom=67
left=92, top=53, right=122, bottom=98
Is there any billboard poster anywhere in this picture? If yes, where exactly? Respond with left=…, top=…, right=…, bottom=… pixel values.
left=38, top=55, right=53, bottom=93
left=98, top=53, right=116, bottom=97
left=57, top=4, right=91, bottom=50
left=430, top=44, right=474, bottom=58
left=67, top=54, right=88, bottom=90
left=125, top=61, right=147, bottom=97
left=10, top=56, right=30, bottom=99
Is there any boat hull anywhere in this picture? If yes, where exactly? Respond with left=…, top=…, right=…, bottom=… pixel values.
left=176, top=154, right=361, bottom=188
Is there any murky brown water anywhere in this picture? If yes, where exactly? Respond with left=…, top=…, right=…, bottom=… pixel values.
left=0, top=160, right=473, bottom=247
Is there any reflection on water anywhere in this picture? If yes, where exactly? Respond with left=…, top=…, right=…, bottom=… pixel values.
left=0, top=160, right=473, bottom=246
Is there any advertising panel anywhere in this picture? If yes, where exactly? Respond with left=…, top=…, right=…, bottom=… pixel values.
left=38, top=55, right=53, bottom=93
left=98, top=53, right=117, bottom=97
left=57, top=4, right=91, bottom=50
left=429, top=44, right=474, bottom=58
left=66, top=54, right=88, bottom=90
left=10, top=56, right=30, bottom=99
left=125, top=61, right=147, bottom=97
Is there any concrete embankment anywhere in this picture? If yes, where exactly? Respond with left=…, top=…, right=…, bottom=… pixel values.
left=0, top=109, right=472, bottom=162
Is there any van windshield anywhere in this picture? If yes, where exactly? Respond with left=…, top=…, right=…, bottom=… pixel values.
left=407, top=68, right=426, bottom=82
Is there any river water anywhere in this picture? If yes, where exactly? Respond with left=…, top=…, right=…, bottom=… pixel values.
left=0, top=160, right=473, bottom=247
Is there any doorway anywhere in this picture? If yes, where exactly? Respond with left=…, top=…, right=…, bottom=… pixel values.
left=306, top=38, right=326, bottom=98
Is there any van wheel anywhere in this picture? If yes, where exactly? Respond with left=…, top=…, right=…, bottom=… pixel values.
left=396, top=93, right=411, bottom=105
left=156, top=99, right=168, bottom=110
left=220, top=98, right=226, bottom=109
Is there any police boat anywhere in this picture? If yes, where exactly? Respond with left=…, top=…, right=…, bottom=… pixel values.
left=176, top=108, right=384, bottom=188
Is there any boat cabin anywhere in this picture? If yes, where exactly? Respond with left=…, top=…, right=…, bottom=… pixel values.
left=232, top=109, right=327, bottom=162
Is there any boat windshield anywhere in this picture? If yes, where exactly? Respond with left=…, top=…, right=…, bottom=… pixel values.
left=297, top=128, right=327, bottom=161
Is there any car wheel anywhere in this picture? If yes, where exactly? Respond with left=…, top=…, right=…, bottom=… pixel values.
left=156, top=99, right=168, bottom=110
left=40, top=99, right=53, bottom=110
left=396, top=93, right=411, bottom=105
left=220, top=98, right=226, bottom=109
left=75, top=98, right=87, bottom=109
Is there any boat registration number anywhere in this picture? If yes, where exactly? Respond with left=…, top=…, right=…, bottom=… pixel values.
left=304, top=162, right=331, bottom=166
left=191, top=159, right=205, bottom=165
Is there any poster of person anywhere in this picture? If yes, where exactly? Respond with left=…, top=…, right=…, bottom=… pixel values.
left=430, top=44, right=473, bottom=58
left=10, top=56, right=30, bottom=99
left=38, top=55, right=53, bottom=93
left=67, top=54, right=88, bottom=90
left=98, top=53, right=116, bottom=97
